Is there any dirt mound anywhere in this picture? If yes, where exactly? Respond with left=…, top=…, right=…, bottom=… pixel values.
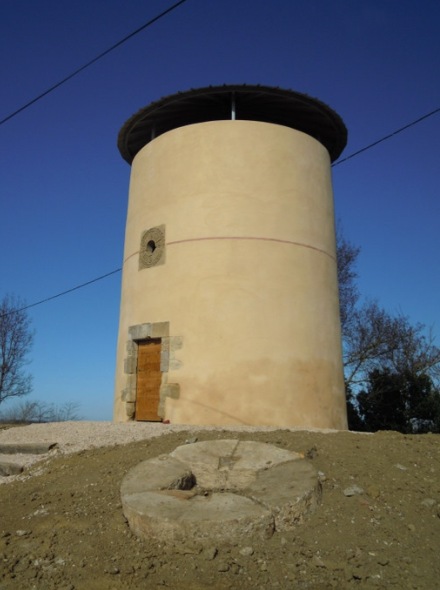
left=0, top=428, right=439, bottom=589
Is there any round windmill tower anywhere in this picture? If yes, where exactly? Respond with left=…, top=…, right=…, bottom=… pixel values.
left=114, top=84, right=348, bottom=429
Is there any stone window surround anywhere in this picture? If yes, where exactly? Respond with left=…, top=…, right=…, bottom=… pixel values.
left=121, top=321, right=181, bottom=420
left=139, top=225, right=166, bottom=269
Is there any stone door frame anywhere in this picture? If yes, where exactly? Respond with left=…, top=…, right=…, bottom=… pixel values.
left=120, top=321, right=181, bottom=420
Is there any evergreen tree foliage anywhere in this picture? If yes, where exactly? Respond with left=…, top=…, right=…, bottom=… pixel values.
left=355, top=369, right=440, bottom=433
left=337, top=229, right=440, bottom=432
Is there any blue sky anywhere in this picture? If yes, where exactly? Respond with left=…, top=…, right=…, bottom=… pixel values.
left=1, top=0, right=439, bottom=420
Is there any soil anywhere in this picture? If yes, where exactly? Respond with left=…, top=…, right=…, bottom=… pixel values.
left=0, top=427, right=439, bottom=589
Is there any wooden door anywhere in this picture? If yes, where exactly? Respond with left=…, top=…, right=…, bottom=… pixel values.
left=135, top=339, right=162, bottom=421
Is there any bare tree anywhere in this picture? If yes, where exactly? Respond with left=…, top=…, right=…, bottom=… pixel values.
left=46, top=401, right=82, bottom=422
left=336, top=226, right=360, bottom=335
left=340, top=290, right=440, bottom=393
left=0, top=399, right=83, bottom=423
left=336, top=231, right=440, bottom=393
left=0, top=294, right=34, bottom=406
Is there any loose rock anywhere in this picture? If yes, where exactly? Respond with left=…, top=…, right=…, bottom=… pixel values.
left=343, top=485, right=364, bottom=497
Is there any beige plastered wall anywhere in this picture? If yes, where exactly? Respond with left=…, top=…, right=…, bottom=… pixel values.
left=114, top=120, right=348, bottom=429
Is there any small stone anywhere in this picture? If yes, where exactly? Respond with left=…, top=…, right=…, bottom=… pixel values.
left=306, top=446, right=318, bottom=459
left=312, top=555, right=326, bottom=568
left=217, top=562, right=230, bottom=572
left=327, top=560, right=346, bottom=571
left=239, top=546, right=254, bottom=557
left=352, top=571, right=363, bottom=580
left=343, top=485, right=364, bottom=497
left=407, top=524, right=416, bottom=532
left=15, top=530, right=31, bottom=537
left=204, top=547, right=218, bottom=560
left=421, top=498, right=436, bottom=508
left=394, top=464, right=407, bottom=471
left=175, top=543, right=201, bottom=555
left=366, top=485, right=380, bottom=499
left=185, top=437, right=198, bottom=445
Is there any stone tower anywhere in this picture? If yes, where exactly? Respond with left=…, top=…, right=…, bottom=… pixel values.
left=114, top=85, right=348, bottom=429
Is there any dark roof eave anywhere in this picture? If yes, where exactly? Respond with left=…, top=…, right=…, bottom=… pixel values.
left=117, top=84, right=347, bottom=164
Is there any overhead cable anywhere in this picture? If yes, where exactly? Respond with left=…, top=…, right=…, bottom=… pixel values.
left=332, top=106, right=440, bottom=167
left=0, top=0, right=190, bottom=126
left=6, top=104, right=440, bottom=316
left=0, top=268, right=121, bottom=318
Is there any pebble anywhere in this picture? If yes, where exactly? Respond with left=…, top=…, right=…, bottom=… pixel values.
left=312, top=555, right=326, bottom=568
left=203, top=546, right=218, bottom=560
left=306, top=446, right=318, bottom=459
left=366, top=485, right=380, bottom=499
left=394, top=464, right=407, bottom=471
left=239, top=546, right=254, bottom=557
left=343, top=485, right=364, bottom=497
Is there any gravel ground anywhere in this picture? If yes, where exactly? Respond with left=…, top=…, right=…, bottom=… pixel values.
left=0, top=421, right=336, bottom=483
left=0, top=423, right=439, bottom=589
left=0, top=422, right=190, bottom=481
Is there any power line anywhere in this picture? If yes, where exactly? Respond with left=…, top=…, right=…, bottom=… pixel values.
left=1, top=268, right=121, bottom=318
left=0, top=0, right=190, bottom=126
left=6, top=103, right=440, bottom=316
left=0, top=0, right=438, bottom=322
left=332, top=106, right=440, bottom=167
left=2, top=9, right=438, bottom=317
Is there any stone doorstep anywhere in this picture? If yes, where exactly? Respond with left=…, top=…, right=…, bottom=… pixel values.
left=0, top=442, right=58, bottom=455
left=0, top=461, right=23, bottom=476
left=121, top=439, right=321, bottom=543
left=0, top=442, right=58, bottom=478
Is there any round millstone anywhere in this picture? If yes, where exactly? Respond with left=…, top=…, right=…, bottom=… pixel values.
left=121, top=440, right=321, bottom=543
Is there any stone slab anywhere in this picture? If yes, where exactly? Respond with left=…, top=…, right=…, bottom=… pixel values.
left=123, top=490, right=274, bottom=543
left=121, top=454, right=195, bottom=496
left=170, top=439, right=303, bottom=489
left=0, top=461, right=23, bottom=476
left=246, top=459, right=322, bottom=530
left=0, top=442, right=57, bottom=455
left=121, top=440, right=320, bottom=543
